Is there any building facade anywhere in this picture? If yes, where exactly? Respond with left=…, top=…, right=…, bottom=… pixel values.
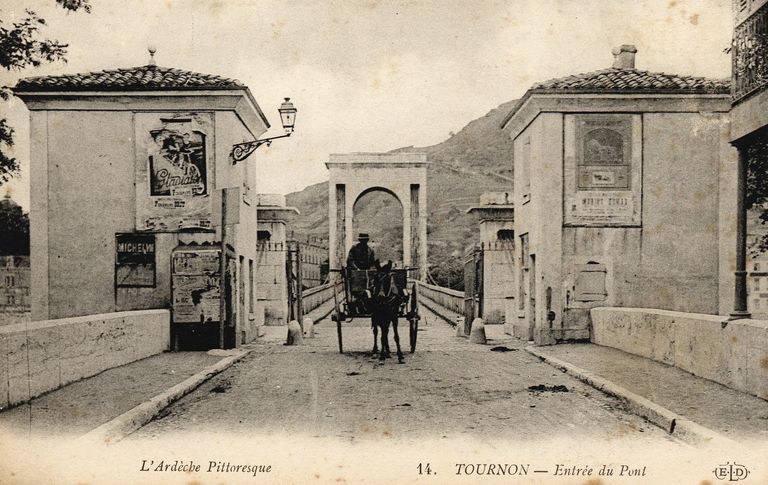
left=0, top=255, right=30, bottom=314
left=730, top=0, right=768, bottom=318
left=466, top=192, right=515, bottom=327
left=14, top=62, right=268, bottom=348
left=502, top=46, right=737, bottom=344
left=256, top=193, right=299, bottom=325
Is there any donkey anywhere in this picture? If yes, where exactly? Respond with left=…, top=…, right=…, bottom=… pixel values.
left=367, top=260, right=405, bottom=363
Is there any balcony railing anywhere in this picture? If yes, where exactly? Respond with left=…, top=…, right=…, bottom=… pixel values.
left=733, top=1, right=768, bottom=102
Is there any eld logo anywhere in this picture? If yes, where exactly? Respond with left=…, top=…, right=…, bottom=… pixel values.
left=713, top=462, right=750, bottom=481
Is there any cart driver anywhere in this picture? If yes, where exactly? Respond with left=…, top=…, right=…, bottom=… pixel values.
left=346, top=233, right=376, bottom=314
left=346, top=233, right=376, bottom=270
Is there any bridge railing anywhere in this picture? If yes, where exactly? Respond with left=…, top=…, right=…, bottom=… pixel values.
left=414, top=280, right=464, bottom=325
left=301, top=282, right=334, bottom=316
left=299, top=277, right=467, bottom=325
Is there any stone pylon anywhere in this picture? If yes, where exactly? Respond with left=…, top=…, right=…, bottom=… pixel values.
left=456, top=316, right=465, bottom=337
left=286, top=320, right=304, bottom=345
left=303, top=317, right=315, bottom=338
left=469, top=318, right=487, bottom=344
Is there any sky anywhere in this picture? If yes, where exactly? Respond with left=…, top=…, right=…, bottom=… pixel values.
left=0, top=0, right=733, bottom=210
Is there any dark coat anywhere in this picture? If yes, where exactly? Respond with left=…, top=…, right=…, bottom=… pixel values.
left=346, top=242, right=376, bottom=270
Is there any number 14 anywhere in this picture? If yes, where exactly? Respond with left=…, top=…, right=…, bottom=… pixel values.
left=417, top=463, right=434, bottom=475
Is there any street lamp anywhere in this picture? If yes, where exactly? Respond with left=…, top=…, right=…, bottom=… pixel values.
left=231, top=97, right=297, bottom=163
left=278, top=97, right=296, bottom=133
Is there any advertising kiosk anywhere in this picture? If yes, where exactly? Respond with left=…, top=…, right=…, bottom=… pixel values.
left=171, top=244, right=236, bottom=350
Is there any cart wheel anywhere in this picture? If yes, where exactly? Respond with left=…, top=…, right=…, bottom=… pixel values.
left=409, top=283, right=419, bottom=353
left=333, top=281, right=344, bottom=354
left=336, top=315, right=343, bottom=354
left=409, top=317, right=418, bottom=353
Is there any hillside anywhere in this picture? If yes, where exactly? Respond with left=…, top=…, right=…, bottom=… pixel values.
left=285, top=99, right=519, bottom=289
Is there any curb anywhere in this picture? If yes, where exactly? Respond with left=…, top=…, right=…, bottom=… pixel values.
left=525, top=346, right=736, bottom=447
left=78, top=350, right=251, bottom=445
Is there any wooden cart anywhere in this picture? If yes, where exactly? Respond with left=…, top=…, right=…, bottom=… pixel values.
left=330, top=267, right=419, bottom=354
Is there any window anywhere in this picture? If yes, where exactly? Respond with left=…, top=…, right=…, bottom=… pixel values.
left=249, top=259, right=254, bottom=313
left=5, top=275, right=14, bottom=287
left=518, top=233, right=529, bottom=311
left=738, top=0, right=749, bottom=12
left=520, top=138, right=531, bottom=202
left=257, top=230, right=271, bottom=242
left=497, top=229, right=514, bottom=241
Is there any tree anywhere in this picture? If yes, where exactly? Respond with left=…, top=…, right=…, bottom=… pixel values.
left=0, top=1, right=91, bottom=183
left=429, top=257, right=464, bottom=291
left=0, top=198, right=29, bottom=255
left=746, top=136, right=768, bottom=253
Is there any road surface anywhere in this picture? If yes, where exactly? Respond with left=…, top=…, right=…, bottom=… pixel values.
left=130, top=305, right=677, bottom=445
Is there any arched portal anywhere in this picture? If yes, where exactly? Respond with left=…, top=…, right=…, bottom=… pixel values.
left=352, top=187, right=404, bottom=265
left=326, top=152, right=428, bottom=280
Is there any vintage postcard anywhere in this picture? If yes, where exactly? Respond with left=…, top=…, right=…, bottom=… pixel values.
left=0, top=0, right=766, bottom=483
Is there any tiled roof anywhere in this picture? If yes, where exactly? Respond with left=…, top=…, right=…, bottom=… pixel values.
left=13, top=65, right=245, bottom=92
left=500, top=67, right=730, bottom=129
left=529, top=67, right=729, bottom=94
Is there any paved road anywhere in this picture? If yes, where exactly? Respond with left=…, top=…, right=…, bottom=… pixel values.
left=131, top=306, right=677, bottom=445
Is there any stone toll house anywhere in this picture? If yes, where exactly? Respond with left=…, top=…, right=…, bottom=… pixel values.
left=13, top=61, right=268, bottom=348
left=501, top=45, right=735, bottom=345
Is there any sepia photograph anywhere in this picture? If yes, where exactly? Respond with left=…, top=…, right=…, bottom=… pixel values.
left=0, top=0, right=766, bottom=483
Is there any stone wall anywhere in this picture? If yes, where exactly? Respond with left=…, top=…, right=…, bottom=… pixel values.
left=0, top=310, right=169, bottom=409
left=591, top=307, right=768, bottom=400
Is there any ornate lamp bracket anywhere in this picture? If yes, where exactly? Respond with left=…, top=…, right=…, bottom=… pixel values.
left=231, top=133, right=291, bottom=164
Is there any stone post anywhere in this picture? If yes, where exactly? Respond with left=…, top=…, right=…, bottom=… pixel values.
left=731, top=144, right=751, bottom=319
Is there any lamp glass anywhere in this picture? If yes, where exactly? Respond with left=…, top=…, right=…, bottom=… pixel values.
left=278, top=97, right=297, bottom=133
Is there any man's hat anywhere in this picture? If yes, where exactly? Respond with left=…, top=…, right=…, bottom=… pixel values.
left=358, top=233, right=370, bottom=240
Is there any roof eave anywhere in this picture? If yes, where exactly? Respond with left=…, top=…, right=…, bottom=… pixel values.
left=239, top=86, right=271, bottom=130
left=13, top=86, right=270, bottom=129
left=500, top=88, right=731, bottom=130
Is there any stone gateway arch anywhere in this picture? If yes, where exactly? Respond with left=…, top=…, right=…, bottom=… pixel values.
left=327, top=153, right=428, bottom=280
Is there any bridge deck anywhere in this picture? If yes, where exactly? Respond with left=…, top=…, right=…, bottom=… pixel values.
left=131, top=303, right=675, bottom=444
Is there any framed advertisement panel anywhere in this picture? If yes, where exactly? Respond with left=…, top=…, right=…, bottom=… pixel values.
left=135, top=112, right=215, bottom=232
left=114, top=233, right=156, bottom=288
left=564, top=114, right=642, bottom=226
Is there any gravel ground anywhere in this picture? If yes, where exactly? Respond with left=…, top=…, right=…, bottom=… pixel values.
left=131, top=307, right=677, bottom=445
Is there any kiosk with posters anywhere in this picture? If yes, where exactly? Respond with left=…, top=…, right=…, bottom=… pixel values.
left=171, top=244, right=236, bottom=350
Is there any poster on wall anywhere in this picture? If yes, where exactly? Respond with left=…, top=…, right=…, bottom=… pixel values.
left=568, top=192, right=635, bottom=222
left=114, top=233, right=155, bottom=287
left=135, top=113, right=214, bottom=231
left=564, top=114, right=641, bottom=226
left=171, top=249, right=221, bottom=324
left=172, top=274, right=221, bottom=323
